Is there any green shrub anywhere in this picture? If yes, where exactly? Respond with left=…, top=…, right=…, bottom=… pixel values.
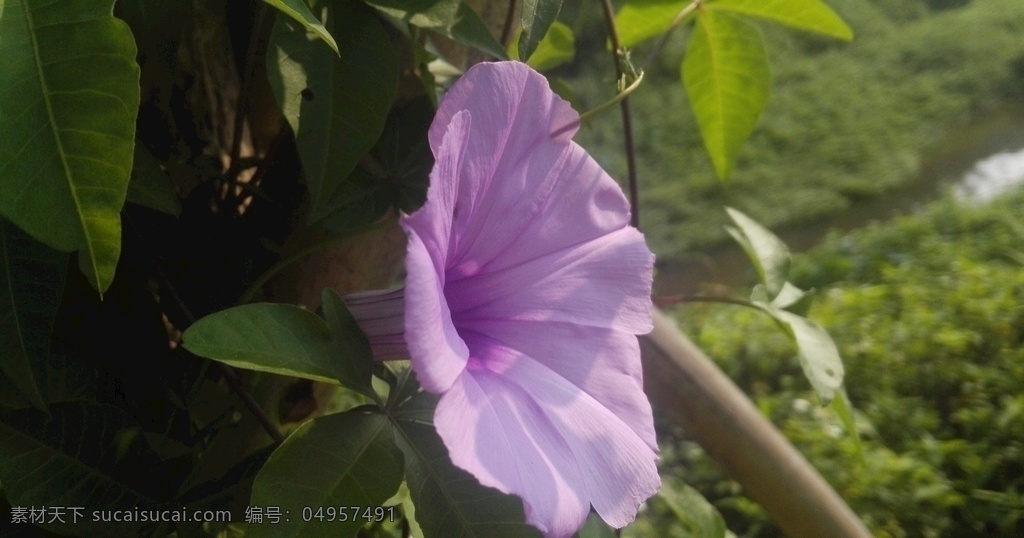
left=665, top=191, right=1024, bottom=536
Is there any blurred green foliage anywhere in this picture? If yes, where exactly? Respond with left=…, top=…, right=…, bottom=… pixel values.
left=663, top=189, right=1024, bottom=537
left=562, top=0, right=1024, bottom=262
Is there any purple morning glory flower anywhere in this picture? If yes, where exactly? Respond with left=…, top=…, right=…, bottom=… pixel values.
left=348, top=61, right=659, bottom=537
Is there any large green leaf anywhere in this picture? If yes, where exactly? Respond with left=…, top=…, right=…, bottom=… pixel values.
left=268, top=0, right=398, bottom=222
left=724, top=207, right=789, bottom=298
left=321, top=94, right=434, bottom=234
left=0, top=403, right=156, bottom=537
left=262, top=0, right=340, bottom=54
left=182, top=303, right=363, bottom=385
left=683, top=10, right=769, bottom=180
left=365, top=0, right=507, bottom=60
left=390, top=392, right=542, bottom=538
left=708, top=0, right=852, bottom=41
left=321, top=288, right=376, bottom=400
left=0, top=219, right=66, bottom=412
left=508, top=20, right=575, bottom=72
left=614, top=0, right=689, bottom=48
left=0, top=0, right=139, bottom=293
left=248, top=410, right=404, bottom=538
left=518, top=0, right=563, bottom=62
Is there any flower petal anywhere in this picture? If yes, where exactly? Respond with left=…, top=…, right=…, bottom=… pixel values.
left=436, top=367, right=590, bottom=538
left=344, top=288, right=408, bottom=360
left=403, top=111, right=474, bottom=393
left=436, top=340, right=660, bottom=537
left=457, top=318, right=656, bottom=450
left=447, top=226, right=654, bottom=335
left=418, top=63, right=633, bottom=282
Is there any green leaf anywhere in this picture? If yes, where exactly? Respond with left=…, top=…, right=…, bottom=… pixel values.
left=0, top=0, right=140, bottom=294
left=683, top=10, right=769, bottom=180
left=391, top=395, right=542, bottom=538
left=321, top=288, right=376, bottom=400
left=268, top=0, right=398, bottom=222
left=829, top=389, right=864, bottom=462
left=763, top=307, right=844, bottom=403
left=261, top=0, right=340, bottom=55
left=518, top=0, right=564, bottom=62
left=707, top=0, right=853, bottom=41
left=0, top=219, right=66, bottom=412
left=0, top=403, right=156, bottom=537
left=614, top=0, right=689, bottom=48
left=770, top=281, right=813, bottom=315
left=725, top=207, right=789, bottom=297
left=366, top=0, right=507, bottom=60
left=577, top=512, right=617, bottom=538
left=182, top=303, right=354, bottom=385
left=656, top=477, right=727, bottom=538
left=178, top=445, right=276, bottom=533
left=248, top=411, right=404, bottom=538
left=509, top=20, right=575, bottom=72
left=321, top=94, right=434, bottom=233
left=126, top=144, right=181, bottom=217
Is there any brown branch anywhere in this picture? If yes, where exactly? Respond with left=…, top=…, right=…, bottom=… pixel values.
left=598, top=0, right=641, bottom=228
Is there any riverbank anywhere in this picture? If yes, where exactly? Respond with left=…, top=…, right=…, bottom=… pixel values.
left=563, top=0, right=1024, bottom=269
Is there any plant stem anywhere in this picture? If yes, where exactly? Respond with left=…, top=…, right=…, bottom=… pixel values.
left=126, top=213, right=285, bottom=445
left=227, top=2, right=270, bottom=182
left=217, top=363, right=285, bottom=444
left=644, top=0, right=702, bottom=69
left=577, top=72, right=645, bottom=124
left=598, top=0, right=642, bottom=229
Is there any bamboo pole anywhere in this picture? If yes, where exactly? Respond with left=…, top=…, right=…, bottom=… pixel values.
left=641, top=309, right=872, bottom=538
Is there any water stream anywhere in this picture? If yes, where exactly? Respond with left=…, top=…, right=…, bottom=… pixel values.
left=654, top=107, right=1024, bottom=296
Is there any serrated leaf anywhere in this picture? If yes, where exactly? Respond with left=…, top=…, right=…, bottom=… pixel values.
left=707, top=0, right=853, bottom=41
left=518, top=0, right=563, bottom=62
left=0, top=403, right=157, bottom=537
left=321, top=288, right=376, bottom=400
left=248, top=411, right=404, bottom=538
left=683, top=10, right=769, bottom=180
left=0, top=0, right=140, bottom=293
left=126, top=144, right=181, bottom=217
left=656, top=477, right=727, bottom=538
left=261, top=0, right=340, bottom=54
left=182, top=303, right=352, bottom=385
left=268, top=0, right=398, bottom=222
left=366, top=0, right=507, bottom=60
left=725, top=207, right=789, bottom=297
left=509, top=20, right=575, bottom=72
left=390, top=391, right=541, bottom=538
left=614, top=0, right=689, bottom=48
left=0, top=219, right=66, bottom=412
left=764, top=308, right=844, bottom=403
